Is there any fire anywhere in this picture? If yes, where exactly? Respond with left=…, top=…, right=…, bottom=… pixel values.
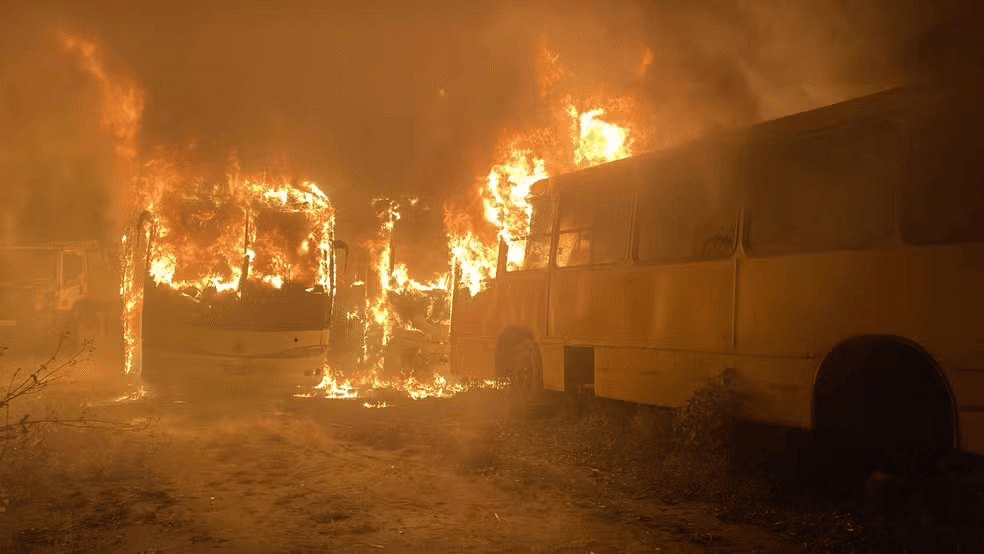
left=570, top=106, right=633, bottom=167
left=59, top=31, right=145, bottom=374
left=296, top=197, right=503, bottom=403
left=446, top=103, right=635, bottom=296
left=364, top=199, right=400, bottom=351
left=483, top=146, right=549, bottom=270
left=118, top=152, right=336, bottom=374
left=443, top=40, right=646, bottom=296
left=136, top=155, right=335, bottom=297
left=301, top=371, right=498, bottom=402
left=361, top=199, right=450, bottom=370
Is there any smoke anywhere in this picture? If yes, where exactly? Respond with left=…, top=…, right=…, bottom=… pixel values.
left=0, top=11, right=122, bottom=245
left=0, top=0, right=964, bottom=253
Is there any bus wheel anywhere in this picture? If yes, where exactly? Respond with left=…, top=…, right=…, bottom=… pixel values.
left=494, top=327, right=544, bottom=410
left=812, top=336, right=955, bottom=484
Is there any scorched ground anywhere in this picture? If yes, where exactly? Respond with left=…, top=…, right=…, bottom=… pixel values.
left=5, top=350, right=982, bottom=553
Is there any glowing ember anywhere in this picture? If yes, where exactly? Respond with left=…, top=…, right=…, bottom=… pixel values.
left=109, top=385, right=150, bottom=403
left=298, top=371, right=501, bottom=403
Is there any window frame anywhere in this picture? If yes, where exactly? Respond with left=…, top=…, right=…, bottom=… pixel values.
left=552, top=187, right=633, bottom=269
left=632, top=205, right=739, bottom=266
left=630, top=152, right=740, bottom=266
left=505, top=194, right=557, bottom=274
left=60, top=250, right=86, bottom=284
left=741, top=116, right=901, bottom=258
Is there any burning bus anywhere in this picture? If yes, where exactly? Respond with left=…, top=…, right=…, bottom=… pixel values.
left=449, top=84, right=984, bottom=473
left=122, top=161, right=344, bottom=392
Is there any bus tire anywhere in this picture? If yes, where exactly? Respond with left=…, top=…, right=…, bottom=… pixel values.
left=494, top=326, right=544, bottom=409
left=812, top=335, right=956, bottom=483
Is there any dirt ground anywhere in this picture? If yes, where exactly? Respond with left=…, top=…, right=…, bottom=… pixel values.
left=0, top=350, right=981, bottom=553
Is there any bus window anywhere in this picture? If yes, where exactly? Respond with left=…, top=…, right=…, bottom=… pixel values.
left=635, top=155, right=737, bottom=262
left=515, top=195, right=554, bottom=270
left=556, top=189, right=631, bottom=267
left=900, top=111, right=984, bottom=246
left=745, top=120, right=899, bottom=256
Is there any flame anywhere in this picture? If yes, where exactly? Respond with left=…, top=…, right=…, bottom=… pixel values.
left=119, top=152, right=336, bottom=374
left=299, top=371, right=500, bottom=402
left=136, top=155, right=335, bottom=297
left=446, top=105, right=635, bottom=296
left=570, top=106, right=633, bottom=167
left=443, top=39, right=644, bottom=297
left=297, top=198, right=501, bottom=402
left=58, top=32, right=147, bottom=374
left=361, top=199, right=451, bottom=370
left=484, top=146, right=549, bottom=270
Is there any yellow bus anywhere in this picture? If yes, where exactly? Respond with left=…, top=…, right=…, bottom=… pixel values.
left=449, top=84, right=984, bottom=474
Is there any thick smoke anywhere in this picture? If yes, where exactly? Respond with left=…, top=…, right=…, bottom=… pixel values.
left=0, top=0, right=966, bottom=258
left=0, top=11, right=120, bottom=245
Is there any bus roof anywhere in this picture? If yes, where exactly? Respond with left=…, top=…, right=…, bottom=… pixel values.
left=535, top=86, right=910, bottom=196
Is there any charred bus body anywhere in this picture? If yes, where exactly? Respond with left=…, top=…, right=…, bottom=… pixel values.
left=450, top=84, right=984, bottom=474
left=124, top=182, right=344, bottom=394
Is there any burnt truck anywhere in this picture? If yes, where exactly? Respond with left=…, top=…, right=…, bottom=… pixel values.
left=0, top=241, right=118, bottom=354
left=123, top=181, right=347, bottom=393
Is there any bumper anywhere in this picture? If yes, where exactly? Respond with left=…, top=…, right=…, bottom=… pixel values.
left=140, top=345, right=327, bottom=394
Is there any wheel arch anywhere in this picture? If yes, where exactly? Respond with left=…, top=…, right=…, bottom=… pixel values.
left=810, top=333, right=959, bottom=450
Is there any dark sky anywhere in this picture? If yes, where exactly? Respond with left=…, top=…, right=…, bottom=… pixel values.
left=0, top=0, right=968, bottom=272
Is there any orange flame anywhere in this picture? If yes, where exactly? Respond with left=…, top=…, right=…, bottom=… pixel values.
left=120, top=152, right=335, bottom=374
left=447, top=102, right=637, bottom=295
left=137, top=155, right=335, bottom=297
left=300, top=198, right=502, bottom=402
left=58, top=31, right=145, bottom=373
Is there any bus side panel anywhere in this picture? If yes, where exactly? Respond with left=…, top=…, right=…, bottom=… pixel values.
left=951, top=370, right=984, bottom=453
left=450, top=288, right=494, bottom=339
left=449, top=287, right=495, bottom=378
left=959, top=412, right=984, bottom=455
left=907, top=243, right=984, bottom=455
left=736, top=250, right=904, bottom=358
left=594, top=347, right=813, bottom=427
left=738, top=246, right=984, bottom=452
left=899, top=245, right=984, bottom=372
left=496, top=270, right=549, bottom=339
left=539, top=341, right=565, bottom=391
left=726, top=355, right=816, bottom=428
left=594, top=346, right=723, bottom=406
left=448, top=269, right=548, bottom=380
left=143, top=326, right=325, bottom=358
left=550, top=261, right=733, bottom=352
left=449, top=336, right=495, bottom=379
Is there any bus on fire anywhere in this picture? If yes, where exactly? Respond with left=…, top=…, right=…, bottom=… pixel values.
left=123, top=178, right=347, bottom=393
left=449, top=84, right=984, bottom=475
